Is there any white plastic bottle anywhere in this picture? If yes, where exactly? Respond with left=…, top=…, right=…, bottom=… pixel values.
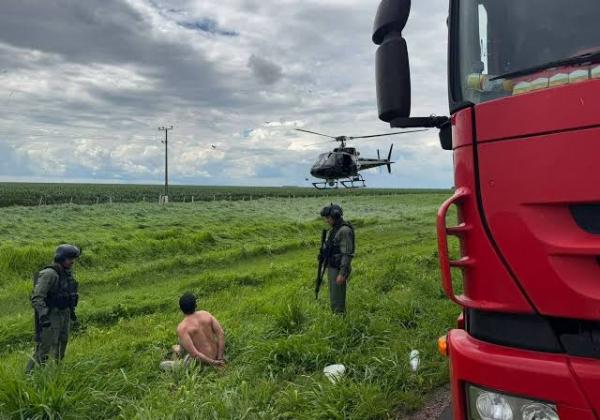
left=409, top=350, right=420, bottom=372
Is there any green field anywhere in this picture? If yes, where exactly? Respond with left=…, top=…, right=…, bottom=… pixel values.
left=0, top=193, right=457, bottom=419
left=0, top=183, right=449, bottom=207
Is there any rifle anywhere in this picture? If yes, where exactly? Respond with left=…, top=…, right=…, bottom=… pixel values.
left=315, top=229, right=328, bottom=299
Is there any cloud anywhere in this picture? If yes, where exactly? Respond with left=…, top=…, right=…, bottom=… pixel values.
left=0, top=0, right=452, bottom=188
left=247, top=54, right=284, bottom=85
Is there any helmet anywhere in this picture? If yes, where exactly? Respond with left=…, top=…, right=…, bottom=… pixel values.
left=320, top=204, right=343, bottom=220
left=54, top=244, right=81, bottom=263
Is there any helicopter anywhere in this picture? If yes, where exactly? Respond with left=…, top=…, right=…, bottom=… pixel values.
left=296, top=128, right=426, bottom=189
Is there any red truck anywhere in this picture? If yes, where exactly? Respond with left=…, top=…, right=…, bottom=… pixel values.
left=372, top=1, right=600, bottom=419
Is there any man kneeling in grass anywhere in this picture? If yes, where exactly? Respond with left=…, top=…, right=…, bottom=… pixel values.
left=160, top=292, right=225, bottom=371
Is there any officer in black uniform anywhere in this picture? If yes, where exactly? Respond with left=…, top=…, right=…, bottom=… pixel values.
left=320, top=204, right=355, bottom=313
left=27, top=244, right=80, bottom=372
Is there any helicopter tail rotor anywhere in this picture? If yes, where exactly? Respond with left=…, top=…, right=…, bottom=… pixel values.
left=386, top=144, right=394, bottom=174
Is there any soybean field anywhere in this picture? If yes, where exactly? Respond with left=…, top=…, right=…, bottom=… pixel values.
left=0, top=183, right=449, bottom=207
left=0, top=193, right=458, bottom=419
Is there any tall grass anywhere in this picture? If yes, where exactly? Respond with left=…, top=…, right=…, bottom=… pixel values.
left=0, top=194, right=457, bottom=419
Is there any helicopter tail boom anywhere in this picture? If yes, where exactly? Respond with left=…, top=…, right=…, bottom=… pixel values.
left=357, top=144, right=394, bottom=173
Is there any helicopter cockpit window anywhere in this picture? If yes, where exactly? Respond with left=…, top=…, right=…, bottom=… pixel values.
left=314, top=153, right=333, bottom=167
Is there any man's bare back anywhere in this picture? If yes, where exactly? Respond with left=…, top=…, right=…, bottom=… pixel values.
left=177, top=310, right=225, bottom=367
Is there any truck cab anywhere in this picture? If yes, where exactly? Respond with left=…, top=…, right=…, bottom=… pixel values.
left=373, top=1, right=600, bottom=419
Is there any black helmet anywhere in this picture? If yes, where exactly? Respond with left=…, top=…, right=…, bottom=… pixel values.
left=320, top=203, right=343, bottom=220
left=54, top=244, right=81, bottom=263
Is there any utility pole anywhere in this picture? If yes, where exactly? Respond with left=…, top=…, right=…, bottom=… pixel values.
left=158, top=125, right=173, bottom=204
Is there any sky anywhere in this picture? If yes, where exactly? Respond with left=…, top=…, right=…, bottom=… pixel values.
left=0, top=0, right=452, bottom=188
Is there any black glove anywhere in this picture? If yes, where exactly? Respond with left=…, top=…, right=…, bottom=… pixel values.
left=39, top=314, right=51, bottom=328
left=70, top=310, right=77, bottom=322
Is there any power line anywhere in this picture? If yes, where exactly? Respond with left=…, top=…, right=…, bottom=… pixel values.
left=0, top=127, right=161, bottom=143
left=0, top=133, right=148, bottom=141
left=158, top=125, right=173, bottom=199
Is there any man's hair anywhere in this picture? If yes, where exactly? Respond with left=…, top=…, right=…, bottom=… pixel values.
left=179, top=292, right=197, bottom=315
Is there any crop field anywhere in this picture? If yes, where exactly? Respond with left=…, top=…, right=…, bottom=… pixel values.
left=0, top=183, right=449, bottom=207
left=0, top=193, right=458, bottom=419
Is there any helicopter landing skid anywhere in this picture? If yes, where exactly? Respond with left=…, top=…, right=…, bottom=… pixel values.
left=312, top=180, right=340, bottom=190
left=340, top=175, right=366, bottom=189
left=312, top=176, right=366, bottom=190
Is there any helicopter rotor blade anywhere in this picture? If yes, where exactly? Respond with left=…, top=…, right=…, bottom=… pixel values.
left=347, top=129, right=427, bottom=140
left=295, top=128, right=337, bottom=139
left=303, top=138, right=338, bottom=147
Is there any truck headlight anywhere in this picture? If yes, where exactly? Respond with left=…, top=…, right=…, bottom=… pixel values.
left=521, top=403, right=559, bottom=420
left=468, top=385, right=559, bottom=420
left=474, top=390, right=513, bottom=420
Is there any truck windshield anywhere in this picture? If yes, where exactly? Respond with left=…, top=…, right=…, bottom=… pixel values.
left=458, top=0, right=600, bottom=104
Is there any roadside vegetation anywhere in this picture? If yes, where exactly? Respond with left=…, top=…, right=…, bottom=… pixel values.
left=0, top=193, right=457, bottom=419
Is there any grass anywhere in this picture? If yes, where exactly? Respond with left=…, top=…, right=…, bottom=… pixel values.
left=0, top=193, right=458, bottom=419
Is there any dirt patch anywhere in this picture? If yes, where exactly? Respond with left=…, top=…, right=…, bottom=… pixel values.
left=399, top=386, right=451, bottom=420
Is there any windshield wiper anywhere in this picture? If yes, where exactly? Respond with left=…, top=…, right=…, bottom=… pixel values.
left=490, top=50, right=600, bottom=81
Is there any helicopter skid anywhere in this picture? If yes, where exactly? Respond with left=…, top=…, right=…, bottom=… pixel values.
left=312, top=180, right=339, bottom=190
left=312, top=176, right=366, bottom=190
left=340, top=175, right=366, bottom=189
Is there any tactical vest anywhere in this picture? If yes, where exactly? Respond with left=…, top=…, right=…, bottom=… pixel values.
left=326, top=221, right=355, bottom=269
left=33, top=265, right=79, bottom=310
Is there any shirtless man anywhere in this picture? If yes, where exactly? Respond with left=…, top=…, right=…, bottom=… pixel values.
left=161, top=293, right=225, bottom=371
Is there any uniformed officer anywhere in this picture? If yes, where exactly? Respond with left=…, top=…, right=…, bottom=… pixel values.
left=26, top=244, right=80, bottom=372
left=320, top=204, right=355, bottom=314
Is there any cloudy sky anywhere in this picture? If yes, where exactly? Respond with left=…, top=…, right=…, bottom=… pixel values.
left=0, top=0, right=451, bottom=188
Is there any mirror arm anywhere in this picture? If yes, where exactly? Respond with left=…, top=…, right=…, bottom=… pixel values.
left=391, top=116, right=453, bottom=150
left=389, top=116, right=450, bottom=129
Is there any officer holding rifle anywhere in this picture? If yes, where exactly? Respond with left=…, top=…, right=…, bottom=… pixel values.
left=316, top=204, right=355, bottom=314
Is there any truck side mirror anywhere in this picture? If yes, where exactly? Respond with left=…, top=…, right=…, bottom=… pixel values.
left=373, top=0, right=412, bottom=123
